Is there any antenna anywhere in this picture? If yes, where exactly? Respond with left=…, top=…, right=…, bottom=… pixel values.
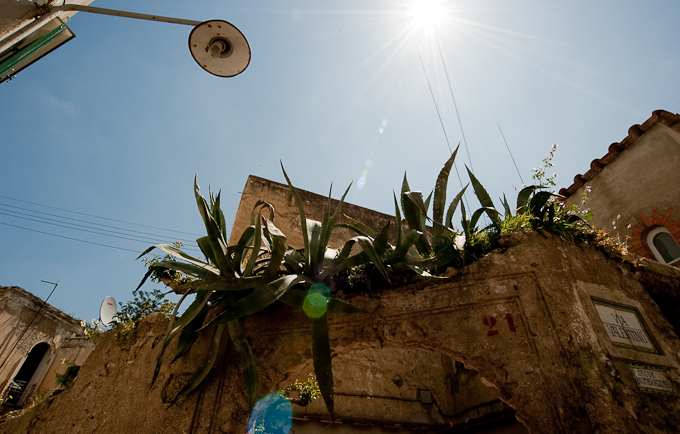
left=99, top=296, right=118, bottom=326
left=0, top=280, right=58, bottom=371
left=188, top=20, right=251, bottom=77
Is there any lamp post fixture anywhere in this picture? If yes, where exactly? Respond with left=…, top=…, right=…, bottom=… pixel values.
left=0, top=2, right=250, bottom=81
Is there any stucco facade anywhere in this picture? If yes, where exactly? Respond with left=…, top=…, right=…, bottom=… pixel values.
left=0, top=286, right=93, bottom=409
left=562, top=110, right=680, bottom=265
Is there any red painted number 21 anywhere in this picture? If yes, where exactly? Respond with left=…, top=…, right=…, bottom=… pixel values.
left=483, top=314, right=516, bottom=336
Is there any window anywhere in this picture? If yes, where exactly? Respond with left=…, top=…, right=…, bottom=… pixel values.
left=647, top=227, right=680, bottom=265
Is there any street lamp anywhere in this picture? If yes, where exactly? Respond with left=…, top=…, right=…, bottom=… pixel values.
left=0, top=3, right=250, bottom=81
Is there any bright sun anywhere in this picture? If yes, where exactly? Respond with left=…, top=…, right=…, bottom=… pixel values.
left=409, top=0, right=446, bottom=30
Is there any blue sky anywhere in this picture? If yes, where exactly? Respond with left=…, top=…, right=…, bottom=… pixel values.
left=1, top=0, right=679, bottom=320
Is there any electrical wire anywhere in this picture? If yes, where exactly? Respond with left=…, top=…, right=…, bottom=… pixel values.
left=0, top=221, right=145, bottom=253
left=497, top=123, right=524, bottom=185
left=398, top=0, right=470, bottom=211
left=0, top=210, right=200, bottom=251
left=434, top=33, right=474, bottom=174
left=0, top=195, right=203, bottom=237
left=0, top=203, right=199, bottom=245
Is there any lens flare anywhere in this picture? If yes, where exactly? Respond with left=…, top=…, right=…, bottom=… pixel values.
left=246, top=393, right=292, bottom=434
left=410, top=0, right=445, bottom=30
left=302, top=284, right=330, bottom=318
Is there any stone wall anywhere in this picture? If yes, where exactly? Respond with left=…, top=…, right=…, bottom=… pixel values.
left=2, top=232, right=680, bottom=433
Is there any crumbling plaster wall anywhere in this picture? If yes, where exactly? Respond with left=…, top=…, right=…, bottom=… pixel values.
left=0, top=287, right=93, bottom=403
left=2, top=232, right=680, bottom=434
left=564, top=122, right=680, bottom=235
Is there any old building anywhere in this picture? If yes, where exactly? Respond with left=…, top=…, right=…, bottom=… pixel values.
left=0, top=286, right=93, bottom=409
left=561, top=109, right=680, bottom=266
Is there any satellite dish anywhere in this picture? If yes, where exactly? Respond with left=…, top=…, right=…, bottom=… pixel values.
left=99, top=296, right=118, bottom=326
left=188, top=20, right=250, bottom=77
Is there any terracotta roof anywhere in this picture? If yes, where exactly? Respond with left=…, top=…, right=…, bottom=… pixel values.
left=559, top=110, right=680, bottom=198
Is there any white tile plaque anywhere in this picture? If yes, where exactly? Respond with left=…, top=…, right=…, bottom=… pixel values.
left=628, top=364, right=676, bottom=396
left=593, top=300, right=658, bottom=353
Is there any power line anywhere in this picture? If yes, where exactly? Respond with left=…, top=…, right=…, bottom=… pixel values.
left=0, top=221, right=145, bottom=253
left=0, top=195, right=203, bottom=237
left=433, top=33, right=475, bottom=174
left=497, top=123, right=524, bottom=185
left=0, top=210, right=200, bottom=251
left=0, top=203, right=199, bottom=245
left=399, top=0, right=470, bottom=212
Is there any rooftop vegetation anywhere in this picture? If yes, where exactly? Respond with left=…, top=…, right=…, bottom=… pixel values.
left=134, top=145, right=623, bottom=414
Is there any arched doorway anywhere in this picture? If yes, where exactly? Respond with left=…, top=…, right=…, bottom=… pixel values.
left=4, top=342, right=50, bottom=406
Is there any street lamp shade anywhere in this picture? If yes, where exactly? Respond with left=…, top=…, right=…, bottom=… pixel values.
left=188, top=20, right=250, bottom=77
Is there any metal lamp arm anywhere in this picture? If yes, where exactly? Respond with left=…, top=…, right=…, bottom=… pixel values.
left=51, top=4, right=202, bottom=27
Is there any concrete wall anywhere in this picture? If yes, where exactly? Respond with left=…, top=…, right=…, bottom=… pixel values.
left=2, top=232, right=680, bottom=433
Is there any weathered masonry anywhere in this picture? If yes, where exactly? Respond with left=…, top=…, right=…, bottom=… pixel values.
left=1, top=232, right=679, bottom=433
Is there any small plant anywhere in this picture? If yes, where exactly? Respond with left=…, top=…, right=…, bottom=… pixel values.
left=81, top=319, right=104, bottom=344
left=55, top=359, right=80, bottom=388
left=281, top=374, right=321, bottom=406
left=118, top=289, right=176, bottom=322
left=112, top=318, right=137, bottom=350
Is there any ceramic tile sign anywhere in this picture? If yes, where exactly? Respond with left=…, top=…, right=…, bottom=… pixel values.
left=593, top=300, right=658, bottom=354
left=628, top=364, right=676, bottom=396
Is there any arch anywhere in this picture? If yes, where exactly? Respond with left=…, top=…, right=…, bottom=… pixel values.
left=647, top=227, right=680, bottom=265
left=4, top=342, right=50, bottom=406
left=628, top=207, right=680, bottom=266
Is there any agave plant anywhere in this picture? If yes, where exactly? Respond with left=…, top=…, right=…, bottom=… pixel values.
left=136, top=170, right=387, bottom=415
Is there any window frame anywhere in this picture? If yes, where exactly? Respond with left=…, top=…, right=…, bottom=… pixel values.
left=646, top=226, right=680, bottom=265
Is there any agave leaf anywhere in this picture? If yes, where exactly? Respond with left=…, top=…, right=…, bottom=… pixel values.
left=171, top=308, right=208, bottom=363
left=228, top=319, right=258, bottom=410
left=460, top=201, right=471, bottom=240
left=307, top=218, right=324, bottom=275
left=138, top=244, right=219, bottom=275
left=278, top=289, right=365, bottom=314
left=372, top=221, right=391, bottom=256
left=169, top=289, right=213, bottom=339
left=433, top=146, right=459, bottom=237
left=402, top=191, right=430, bottom=254
left=197, top=236, right=218, bottom=267
left=244, top=213, right=263, bottom=277
left=201, top=275, right=307, bottom=329
left=516, top=186, right=537, bottom=212
left=211, top=190, right=228, bottom=242
left=355, top=236, right=390, bottom=283
left=469, top=207, right=487, bottom=231
left=283, top=249, right=304, bottom=274
left=466, top=167, right=500, bottom=228
left=233, top=226, right=256, bottom=270
left=281, top=163, right=311, bottom=275
left=319, top=183, right=352, bottom=260
left=446, top=184, right=468, bottom=229
left=151, top=260, right=219, bottom=280
left=250, top=200, right=274, bottom=225
left=262, top=217, right=287, bottom=277
left=502, top=194, right=512, bottom=218
left=150, top=291, right=191, bottom=389
left=312, top=313, right=334, bottom=416
left=174, top=323, right=226, bottom=402
left=392, top=230, right=422, bottom=264
left=336, top=215, right=378, bottom=238
left=393, top=192, right=404, bottom=250
left=421, top=190, right=433, bottom=237
left=528, top=191, right=554, bottom=216
left=173, top=275, right=277, bottom=294
left=195, top=176, right=234, bottom=275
